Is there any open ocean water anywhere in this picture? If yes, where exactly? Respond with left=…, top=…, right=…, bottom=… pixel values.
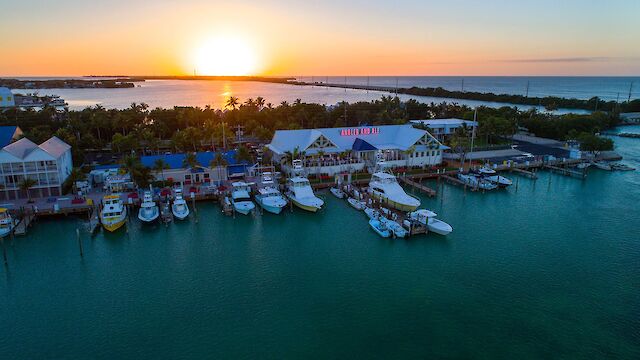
left=0, top=126, right=639, bottom=359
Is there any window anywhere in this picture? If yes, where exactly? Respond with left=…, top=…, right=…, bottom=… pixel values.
left=184, top=174, right=191, bottom=180
left=204, top=173, right=210, bottom=179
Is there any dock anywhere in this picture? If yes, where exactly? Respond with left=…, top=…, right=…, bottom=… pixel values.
left=399, top=177, right=437, bottom=197
left=509, top=167, right=538, bottom=179
left=543, top=164, right=587, bottom=179
left=13, top=212, right=36, bottom=236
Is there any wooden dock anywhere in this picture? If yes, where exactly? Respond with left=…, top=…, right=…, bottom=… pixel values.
left=399, top=177, right=436, bottom=197
left=510, top=167, right=538, bottom=179
left=543, top=164, right=587, bottom=179
left=13, top=213, right=35, bottom=236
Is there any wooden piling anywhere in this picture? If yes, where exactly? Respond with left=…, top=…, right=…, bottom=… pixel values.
left=77, top=228, right=83, bottom=257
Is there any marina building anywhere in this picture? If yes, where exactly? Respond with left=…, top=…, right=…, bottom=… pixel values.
left=0, top=126, right=23, bottom=147
left=0, top=136, right=73, bottom=200
left=267, top=124, right=446, bottom=176
left=410, top=118, right=478, bottom=141
left=0, top=87, right=15, bottom=108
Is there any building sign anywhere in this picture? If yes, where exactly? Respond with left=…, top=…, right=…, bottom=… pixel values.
left=340, top=127, right=380, bottom=136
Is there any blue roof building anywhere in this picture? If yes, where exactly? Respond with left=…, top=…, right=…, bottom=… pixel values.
left=0, top=126, right=23, bottom=148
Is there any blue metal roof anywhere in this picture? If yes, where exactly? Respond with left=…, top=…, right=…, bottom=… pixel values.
left=352, top=138, right=377, bottom=151
left=0, top=126, right=19, bottom=148
left=140, top=150, right=248, bottom=170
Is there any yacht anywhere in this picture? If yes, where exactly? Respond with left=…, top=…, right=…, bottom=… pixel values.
left=457, top=173, right=498, bottom=191
left=254, top=173, right=287, bottom=214
left=368, top=171, right=420, bottom=212
left=100, top=194, right=127, bottom=232
left=369, top=219, right=391, bottom=238
left=231, top=182, right=256, bottom=215
left=286, top=177, right=324, bottom=212
left=171, top=188, right=190, bottom=220
left=0, top=208, right=14, bottom=238
left=475, top=166, right=513, bottom=187
left=408, top=209, right=453, bottom=236
left=138, top=191, right=159, bottom=223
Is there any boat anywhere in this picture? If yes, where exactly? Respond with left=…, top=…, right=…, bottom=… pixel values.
left=610, top=163, right=636, bottom=171
left=286, top=177, right=324, bottom=212
left=591, top=161, right=612, bottom=171
left=368, top=219, right=391, bottom=238
left=408, top=209, right=453, bottom=235
left=347, top=197, right=365, bottom=210
left=576, top=162, right=592, bottom=170
left=100, top=194, right=127, bottom=232
left=171, top=188, right=190, bottom=220
left=0, top=208, right=14, bottom=238
left=457, top=173, right=498, bottom=191
left=379, top=217, right=408, bottom=238
left=330, top=187, right=345, bottom=199
left=364, top=206, right=380, bottom=220
left=475, top=166, right=513, bottom=187
left=368, top=171, right=420, bottom=212
left=231, top=182, right=255, bottom=215
left=254, top=173, right=287, bottom=214
left=137, top=191, right=159, bottom=223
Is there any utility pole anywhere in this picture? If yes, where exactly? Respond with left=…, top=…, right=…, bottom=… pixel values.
left=628, top=81, right=634, bottom=102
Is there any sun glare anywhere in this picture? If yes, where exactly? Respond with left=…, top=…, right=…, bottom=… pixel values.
left=194, top=37, right=257, bottom=76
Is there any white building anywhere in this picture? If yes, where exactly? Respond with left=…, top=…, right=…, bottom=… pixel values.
left=0, top=136, right=73, bottom=200
left=410, top=118, right=478, bottom=141
left=0, top=87, right=15, bottom=108
left=268, top=124, right=446, bottom=176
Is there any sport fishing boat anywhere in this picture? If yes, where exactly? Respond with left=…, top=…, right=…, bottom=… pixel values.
left=368, top=219, right=391, bottom=238
left=286, top=177, right=324, bottom=212
left=254, top=173, right=286, bottom=214
left=330, top=187, right=346, bottom=199
left=368, top=171, right=420, bottom=212
left=138, top=191, right=159, bottom=223
left=408, top=209, right=453, bottom=236
left=457, top=173, right=498, bottom=191
left=0, top=208, right=14, bottom=238
left=100, top=194, right=127, bottom=232
left=475, top=166, right=513, bottom=187
left=379, top=217, right=408, bottom=238
left=171, top=188, right=190, bottom=220
left=231, top=182, right=255, bottom=215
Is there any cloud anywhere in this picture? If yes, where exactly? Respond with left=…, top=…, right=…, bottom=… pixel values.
left=500, top=56, right=635, bottom=63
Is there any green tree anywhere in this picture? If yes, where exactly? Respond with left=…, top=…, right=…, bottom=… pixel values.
left=210, top=152, right=228, bottom=184
left=183, top=152, right=199, bottom=169
left=19, top=178, right=37, bottom=203
left=153, top=159, right=169, bottom=181
left=226, top=96, right=239, bottom=110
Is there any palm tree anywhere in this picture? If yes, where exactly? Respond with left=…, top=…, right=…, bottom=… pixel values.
left=19, top=178, right=37, bottom=203
left=153, top=159, right=169, bottom=181
left=65, top=167, right=87, bottom=194
left=121, top=154, right=140, bottom=176
left=404, top=145, right=416, bottom=170
left=210, top=152, right=228, bottom=185
left=255, top=97, right=265, bottom=110
left=183, top=152, right=198, bottom=169
left=235, top=145, right=253, bottom=164
left=225, top=96, right=239, bottom=110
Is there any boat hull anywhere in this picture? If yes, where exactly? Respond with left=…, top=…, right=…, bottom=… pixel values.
left=370, top=193, right=419, bottom=212
left=290, top=197, right=320, bottom=212
left=102, top=218, right=126, bottom=232
left=256, top=200, right=284, bottom=214
left=138, top=208, right=159, bottom=223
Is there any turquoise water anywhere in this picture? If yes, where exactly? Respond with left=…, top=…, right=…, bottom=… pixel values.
left=1, top=129, right=639, bottom=359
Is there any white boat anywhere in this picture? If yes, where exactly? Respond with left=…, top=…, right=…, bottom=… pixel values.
left=347, top=197, right=365, bottom=210
left=254, top=173, right=286, bottom=214
left=171, top=189, right=190, bottom=220
left=610, top=163, right=636, bottom=171
left=476, top=166, right=512, bottom=187
left=286, top=176, right=324, bottom=212
left=457, top=173, right=497, bottom=191
left=364, top=207, right=380, bottom=220
left=0, top=208, right=14, bottom=238
left=576, top=162, right=592, bottom=170
left=408, top=209, right=453, bottom=235
left=591, top=161, right=612, bottom=171
left=231, top=182, right=256, bottom=215
left=138, top=191, right=159, bottom=223
left=330, top=187, right=346, bottom=199
left=100, top=194, right=127, bottom=232
left=379, top=217, right=408, bottom=238
left=369, top=219, right=391, bottom=238
left=368, top=171, right=420, bottom=211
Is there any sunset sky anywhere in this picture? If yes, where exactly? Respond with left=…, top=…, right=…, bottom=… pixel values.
left=2, top=0, right=639, bottom=76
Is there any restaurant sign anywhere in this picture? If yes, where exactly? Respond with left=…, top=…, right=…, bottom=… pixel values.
left=340, top=127, right=380, bottom=136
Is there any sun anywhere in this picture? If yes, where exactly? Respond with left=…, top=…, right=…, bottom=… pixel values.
left=194, top=37, right=257, bottom=76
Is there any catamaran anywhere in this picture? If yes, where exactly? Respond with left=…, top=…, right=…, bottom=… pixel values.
left=100, top=194, right=127, bottom=232
left=475, top=166, right=513, bottom=187
left=368, top=171, right=421, bottom=212
left=231, top=182, right=256, bottom=215
left=138, top=191, right=159, bottom=223
left=408, top=209, right=453, bottom=236
left=254, top=173, right=286, bottom=214
left=0, top=208, right=14, bottom=238
left=171, top=188, right=190, bottom=220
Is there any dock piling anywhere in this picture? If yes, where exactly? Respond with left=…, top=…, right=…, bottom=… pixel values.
left=77, top=228, right=83, bottom=257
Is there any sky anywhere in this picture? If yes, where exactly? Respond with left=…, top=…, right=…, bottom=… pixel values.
left=1, top=0, right=639, bottom=76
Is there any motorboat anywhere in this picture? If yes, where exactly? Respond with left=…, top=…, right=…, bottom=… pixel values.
left=231, top=182, right=256, bottom=215
left=379, top=217, right=408, bottom=238
left=611, top=163, right=635, bottom=171
left=347, top=197, right=365, bottom=211
left=368, top=219, right=391, bottom=238
left=100, top=194, right=127, bottom=232
left=286, top=176, right=324, bottom=212
left=368, top=171, right=420, bottom=211
left=408, top=209, right=453, bottom=235
left=0, top=208, right=14, bottom=238
left=475, top=166, right=513, bottom=187
left=364, top=207, right=380, bottom=220
left=138, top=191, right=159, bottom=223
left=576, top=162, right=592, bottom=170
left=457, top=173, right=497, bottom=191
left=591, top=161, right=612, bottom=171
left=254, top=174, right=286, bottom=214
left=171, top=188, right=190, bottom=220
left=330, top=187, right=346, bottom=199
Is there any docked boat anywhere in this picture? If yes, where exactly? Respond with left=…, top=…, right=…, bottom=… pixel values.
left=330, top=187, right=346, bottom=199
left=457, top=173, right=498, bottom=191
left=591, top=161, right=612, bottom=171
left=254, top=174, right=286, bottom=214
left=171, top=188, right=190, bottom=220
left=576, top=162, right=592, bottom=170
left=138, top=191, right=159, bottom=223
left=368, top=219, right=391, bottom=238
left=347, top=197, right=365, bottom=210
left=368, top=171, right=420, bottom=212
left=0, top=208, right=14, bottom=238
left=408, top=209, right=453, bottom=235
left=611, top=163, right=636, bottom=171
left=231, top=182, right=256, bottom=215
left=364, top=206, right=381, bottom=220
left=476, top=166, right=512, bottom=187
left=286, top=176, right=324, bottom=212
left=100, top=194, right=127, bottom=232
left=379, top=217, right=408, bottom=238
